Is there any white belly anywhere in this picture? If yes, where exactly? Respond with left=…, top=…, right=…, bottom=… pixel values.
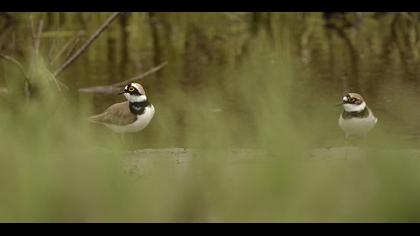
left=105, top=105, right=155, bottom=133
left=338, top=111, right=377, bottom=137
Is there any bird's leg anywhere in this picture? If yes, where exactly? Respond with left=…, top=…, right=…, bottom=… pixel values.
left=344, top=134, right=351, bottom=159
left=345, top=138, right=349, bottom=159
left=361, top=134, right=368, bottom=150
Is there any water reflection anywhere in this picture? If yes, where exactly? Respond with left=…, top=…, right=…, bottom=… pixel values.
left=2, top=13, right=420, bottom=148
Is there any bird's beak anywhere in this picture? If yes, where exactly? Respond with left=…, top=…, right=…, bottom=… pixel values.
left=118, top=90, right=125, bottom=95
left=336, top=101, right=344, bottom=106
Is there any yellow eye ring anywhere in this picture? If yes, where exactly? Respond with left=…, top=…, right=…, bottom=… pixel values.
left=350, top=98, right=356, bottom=102
left=128, top=87, right=135, bottom=92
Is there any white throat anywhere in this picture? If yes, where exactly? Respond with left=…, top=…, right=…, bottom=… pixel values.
left=343, top=101, right=366, bottom=112
left=124, top=93, right=147, bottom=102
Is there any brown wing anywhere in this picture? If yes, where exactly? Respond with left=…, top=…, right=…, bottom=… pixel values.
left=89, top=101, right=137, bottom=126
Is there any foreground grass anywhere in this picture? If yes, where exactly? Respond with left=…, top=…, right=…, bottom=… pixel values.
left=0, top=33, right=420, bottom=222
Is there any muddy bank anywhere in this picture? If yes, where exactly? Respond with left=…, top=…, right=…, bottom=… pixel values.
left=122, top=147, right=420, bottom=176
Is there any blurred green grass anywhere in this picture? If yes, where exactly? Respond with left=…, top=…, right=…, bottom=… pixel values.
left=0, top=13, right=420, bottom=222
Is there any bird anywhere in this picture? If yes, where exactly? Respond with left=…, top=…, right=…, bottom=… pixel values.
left=338, top=92, right=378, bottom=139
left=89, top=83, right=155, bottom=134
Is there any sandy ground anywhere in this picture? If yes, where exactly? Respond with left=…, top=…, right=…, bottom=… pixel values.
left=121, top=146, right=420, bottom=176
left=123, top=148, right=268, bottom=176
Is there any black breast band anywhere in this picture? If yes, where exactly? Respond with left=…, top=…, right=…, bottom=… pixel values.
left=129, top=100, right=151, bottom=115
left=341, top=107, right=370, bottom=119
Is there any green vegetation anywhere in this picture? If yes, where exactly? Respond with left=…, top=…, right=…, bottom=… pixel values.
left=0, top=12, right=420, bottom=222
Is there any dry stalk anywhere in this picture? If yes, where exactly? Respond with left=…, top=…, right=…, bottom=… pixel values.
left=78, top=61, right=167, bottom=94
left=53, top=12, right=122, bottom=78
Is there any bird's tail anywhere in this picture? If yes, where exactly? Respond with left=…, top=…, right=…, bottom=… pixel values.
left=88, top=114, right=103, bottom=124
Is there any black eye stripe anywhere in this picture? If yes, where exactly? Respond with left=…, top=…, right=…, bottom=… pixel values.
left=344, top=96, right=359, bottom=104
left=125, top=86, right=142, bottom=95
